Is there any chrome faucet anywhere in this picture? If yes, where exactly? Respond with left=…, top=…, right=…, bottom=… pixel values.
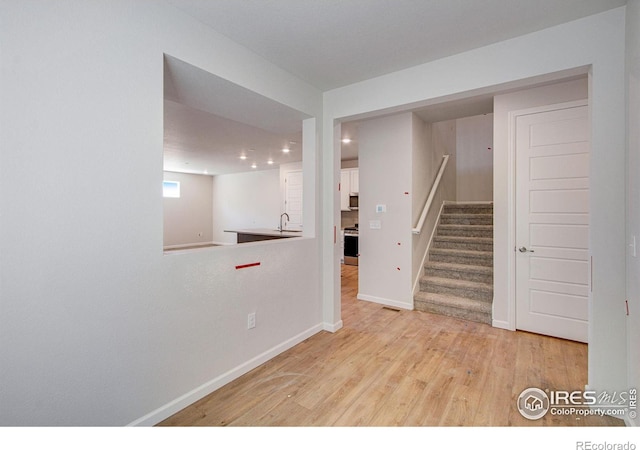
left=279, top=212, right=290, bottom=231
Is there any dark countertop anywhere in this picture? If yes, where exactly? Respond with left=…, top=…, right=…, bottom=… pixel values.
left=224, top=228, right=303, bottom=238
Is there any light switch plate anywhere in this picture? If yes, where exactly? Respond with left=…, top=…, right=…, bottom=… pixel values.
left=370, top=220, right=381, bottom=229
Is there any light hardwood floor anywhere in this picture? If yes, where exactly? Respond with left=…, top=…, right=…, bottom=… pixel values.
left=159, top=264, right=623, bottom=427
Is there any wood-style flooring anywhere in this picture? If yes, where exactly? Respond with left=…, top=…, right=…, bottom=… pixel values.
left=158, top=264, right=623, bottom=427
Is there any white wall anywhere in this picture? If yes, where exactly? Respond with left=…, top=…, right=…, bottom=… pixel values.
left=432, top=120, right=458, bottom=203
left=324, top=7, right=628, bottom=398
left=358, top=113, right=414, bottom=309
left=493, top=77, right=588, bottom=331
left=456, top=114, right=493, bottom=202
left=412, top=117, right=432, bottom=222
left=626, top=0, right=640, bottom=427
left=411, top=118, right=458, bottom=290
left=211, top=169, right=281, bottom=244
left=163, top=171, right=214, bottom=247
left=0, top=0, right=322, bottom=426
left=411, top=116, right=432, bottom=286
left=493, top=75, right=628, bottom=396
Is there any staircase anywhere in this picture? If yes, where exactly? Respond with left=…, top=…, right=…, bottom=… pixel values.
left=414, top=202, right=493, bottom=324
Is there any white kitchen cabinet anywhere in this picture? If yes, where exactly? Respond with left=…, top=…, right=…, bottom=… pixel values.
left=340, top=169, right=352, bottom=211
left=340, top=168, right=359, bottom=210
left=349, top=169, right=359, bottom=194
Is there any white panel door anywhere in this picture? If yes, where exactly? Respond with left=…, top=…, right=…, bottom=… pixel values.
left=285, top=170, right=303, bottom=229
left=515, top=103, right=590, bottom=342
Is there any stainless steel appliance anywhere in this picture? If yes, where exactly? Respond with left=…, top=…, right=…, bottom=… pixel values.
left=343, top=226, right=358, bottom=266
left=349, top=193, right=359, bottom=210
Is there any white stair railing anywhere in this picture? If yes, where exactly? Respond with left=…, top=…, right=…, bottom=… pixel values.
left=412, top=155, right=449, bottom=235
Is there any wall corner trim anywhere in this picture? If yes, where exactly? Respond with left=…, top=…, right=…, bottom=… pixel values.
left=491, top=319, right=514, bottom=331
left=323, top=320, right=343, bottom=333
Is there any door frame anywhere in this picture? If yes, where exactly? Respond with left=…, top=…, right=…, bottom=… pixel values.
left=505, top=99, right=590, bottom=331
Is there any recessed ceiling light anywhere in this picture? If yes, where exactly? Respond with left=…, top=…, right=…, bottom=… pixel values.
left=267, top=160, right=274, bottom=165
left=251, top=163, right=257, bottom=169
left=282, top=148, right=290, bottom=153
left=342, top=138, right=352, bottom=144
left=240, top=155, right=247, bottom=160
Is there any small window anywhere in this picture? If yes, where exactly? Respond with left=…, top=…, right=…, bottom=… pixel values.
left=163, top=180, right=180, bottom=198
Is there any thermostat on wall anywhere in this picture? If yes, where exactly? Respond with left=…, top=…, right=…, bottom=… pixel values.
left=376, top=204, right=386, bottom=213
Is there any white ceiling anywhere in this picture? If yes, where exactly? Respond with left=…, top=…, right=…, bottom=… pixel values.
left=166, top=0, right=625, bottom=91
left=163, top=0, right=625, bottom=172
left=164, top=55, right=307, bottom=175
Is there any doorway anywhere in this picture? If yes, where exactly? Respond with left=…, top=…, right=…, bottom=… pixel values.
left=512, top=100, right=590, bottom=342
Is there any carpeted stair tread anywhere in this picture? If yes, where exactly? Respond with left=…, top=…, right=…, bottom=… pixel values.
left=442, top=204, right=493, bottom=215
left=438, top=224, right=493, bottom=231
left=432, top=236, right=493, bottom=251
left=429, top=248, right=492, bottom=258
left=414, top=291, right=492, bottom=324
left=415, top=291, right=492, bottom=312
left=414, top=202, right=494, bottom=324
left=440, top=214, right=493, bottom=225
left=423, top=261, right=493, bottom=283
left=428, top=248, right=493, bottom=266
left=424, top=261, right=493, bottom=275
left=437, top=224, right=493, bottom=238
left=421, top=274, right=491, bottom=287
left=420, top=276, right=493, bottom=302
left=433, top=236, right=493, bottom=244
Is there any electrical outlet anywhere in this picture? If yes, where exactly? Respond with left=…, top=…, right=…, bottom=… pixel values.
left=247, top=312, right=256, bottom=329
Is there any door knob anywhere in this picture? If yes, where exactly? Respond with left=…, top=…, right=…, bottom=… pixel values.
left=518, top=246, right=534, bottom=253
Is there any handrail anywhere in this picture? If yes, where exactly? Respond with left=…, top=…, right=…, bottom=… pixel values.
left=412, top=155, right=449, bottom=234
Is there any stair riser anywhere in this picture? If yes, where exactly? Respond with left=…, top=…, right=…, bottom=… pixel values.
left=432, top=240, right=493, bottom=252
left=437, top=227, right=493, bottom=238
left=421, top=282, right=493, bottom=302
left=424, top=267, right=493, bottom=284
left=440, top=216, right=493, bottom=225
left=443, top=206, right=493, bottom=215
left=430, top=253, right=492, bottom=267
left=414, top=300, right=491, bottom=325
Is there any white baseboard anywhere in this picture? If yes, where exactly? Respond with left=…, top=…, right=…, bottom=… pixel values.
left=357, top=293, right=413, bottom=310
left=323, top=320, right=343, bottom=332
left=492, top=319, right=514, bottom=331
left=127, top=322, right=324, bottom=426
left=163, top=241, right=216, bottom=250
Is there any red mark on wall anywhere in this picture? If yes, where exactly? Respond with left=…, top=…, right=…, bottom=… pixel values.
left=235, top=262, right=261, bottom=270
